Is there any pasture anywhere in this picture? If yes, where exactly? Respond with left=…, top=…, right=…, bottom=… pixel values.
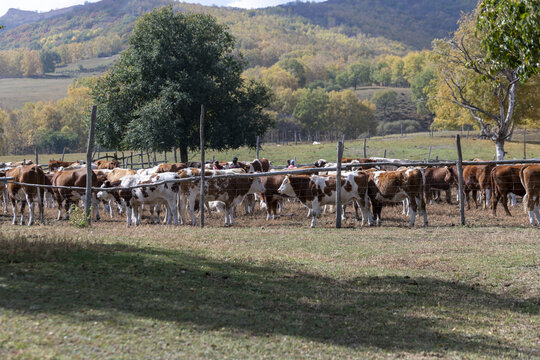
left=3, top=130, right=540, bottom=166
left=1, top=132, right=539, bottom=359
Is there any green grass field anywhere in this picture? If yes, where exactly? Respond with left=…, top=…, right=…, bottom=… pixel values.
left=2, top=131, right=539, bottom=166
left=0, top=56, right=118, bottom=110
left=0, top=224, right=538, bottom=359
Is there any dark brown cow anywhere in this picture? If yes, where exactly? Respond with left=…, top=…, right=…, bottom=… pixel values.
left=250, top=158, right=271, bottom=172
left=423, top=166, right=456, bottom=204
left=261, top=174, right=287, bottom=220
left=49, top=160, right=76, bottom=171
left=278, top=173, right=371, bottom=227
left=367, top=168, right=427, bottom=227
left=156, top=163, right=188, bottom=173
left=490, top=165, right=527, bottom=216
left=519, top=165, right=540, bottom=226
left=94, top=160, right=120, bottom=170
left=5, top=165, right=46, bottom=225
left=462, top=165, right=480, bottom=209
left=52, top=167, right=100, bottom=220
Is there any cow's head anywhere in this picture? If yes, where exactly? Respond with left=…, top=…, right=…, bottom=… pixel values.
left=248, top=177, right=265, bottom=195
left=97, top=180, right=116, bottom=202
left=314, top=159, right=327, bottom=168
left=278, top=176, right=296, bottom=197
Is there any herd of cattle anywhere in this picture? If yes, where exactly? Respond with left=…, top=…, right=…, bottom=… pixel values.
left=0, top=157, right=539, bottom=227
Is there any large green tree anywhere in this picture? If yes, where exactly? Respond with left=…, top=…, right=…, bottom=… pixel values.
left=92, top=6, right=272, bottom=162
left=430, top=1, right=540, bottom=159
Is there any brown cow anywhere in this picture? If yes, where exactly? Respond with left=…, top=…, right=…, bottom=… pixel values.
left=490, top=165, right=527, bottom=216
left=423, top=166, right=456, bottom=204
left=367, top=168, right=427, bottom=227
left=250, top=158, right=271, bottom=172
left=5, top=165, right=46, bottom=225
left=156, top=163, right=188, bottom=173
left=49, top=160, right=76, bottom=171
left=519, top=165, right=540, bottom=226
left=52, top=167, right=100, bottom=220
left=94, top=160, right=120, bottom=169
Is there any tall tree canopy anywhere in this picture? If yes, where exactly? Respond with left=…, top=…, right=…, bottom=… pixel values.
left=429, top=1, right=540, bottom=159
left=92, top=6, right=273, bottom=161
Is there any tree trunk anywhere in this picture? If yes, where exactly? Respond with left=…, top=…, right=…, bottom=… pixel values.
left=180, top=145, right=188, bottom=163
left=495, top=139, right=505, bottom=160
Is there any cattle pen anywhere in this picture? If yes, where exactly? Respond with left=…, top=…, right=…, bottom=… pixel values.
left=2, top=134, right=540, bottom=229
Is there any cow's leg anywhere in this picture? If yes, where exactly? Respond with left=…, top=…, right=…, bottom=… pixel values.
left=310, top=202, right=321, bottom=228
left=501, top=193, right=512, bottom=216
left=37, top=189, right=44, bottom=224
left=11, top=198, right=18, bottom=225
left=402, top=198, right=409, bottom=215
left=408, top=197, right=417, bottom=227
left=188, top=196, right=198, bottom=226
left=445, top=188, right=452, bottom=204
left=107, top=200, right=115, bottom=218
left=3, top=188, right=9, bottom=213
left=19, top=200, right=26, bottom=225
left=510, top=193, right=517, bottom=207
left=484, top=189, right=491, bottom=209
left=125, top=205, right=132, bottom=226
left=64, top=200, right=71, bottom=220
left=25, top=193, right=35, bottom=226
left=341, top=204, right=347, bottom=221
left=133, top=204, right=140, bottom=226
left=417, top=196, right=428, bottom=227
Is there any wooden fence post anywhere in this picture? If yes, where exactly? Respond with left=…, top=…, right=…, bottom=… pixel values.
left=400, top=123, right=403, bottom=137
left=85, top=105, right=97, bottom=226
left=164, top=151, right=167, bottom=162
left=173, top=146, right=177, bottom=163
left=130, top=152, right=133, bottom=170
left=256, top=136, right=260, bottom=160
left=146, top=149, right=151, bottom=167
left=335, top=141, right=344, bottom=228
left=427, top=146, right=432, bottom=162
left=456, top=135, right=465, bottom=226
left=61, top=147, right=65, bottom=161
left=121, top=151, right=125, bottom=167
left=35, top=147, right=39, bottom=167
left=363, top=138, right=367, bottom=158
left=140, top=151, right=144, bottom=168
left=523, top=128, right=527, bottom=160
left=383, top=149, right=387, bottom=158
left=200, top=104, right=206, bottom=228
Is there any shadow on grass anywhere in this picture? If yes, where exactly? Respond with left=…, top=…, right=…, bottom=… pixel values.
left=0, top=234, right=538, bottom=357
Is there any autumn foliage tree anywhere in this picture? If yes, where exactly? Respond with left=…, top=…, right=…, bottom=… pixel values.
left=429, top=1, right=540, bottom=159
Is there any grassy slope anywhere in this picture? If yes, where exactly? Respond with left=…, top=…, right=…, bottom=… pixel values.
left=0, top=56, right=117, bottom=110
left=2, top=131, right=540, bottom=165
left=0, top=225, right=538, bottom=359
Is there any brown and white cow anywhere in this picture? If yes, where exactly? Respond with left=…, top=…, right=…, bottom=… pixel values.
left=98, top=172, right=181, bottom=226
left=250, top=158, right=271, bottom=172
left=5, top=165, right=46, bottom=225
left=261, top=174, right=287, bottom=220
left=179, top=170, right=265, bottom=226
left=52, top=167, right=100, bottom=221
left=367, top=168, right=427, bottom=227
left=490, top=165, right=527, bottom=216
left=519, top=165, right=540, bottom=226
left=278, top=173, right=371, bottom=227
left=94, top=159, right=120, bottom=170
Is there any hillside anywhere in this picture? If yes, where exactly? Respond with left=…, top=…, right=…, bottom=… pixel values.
left=0, top=0, right=475, bottom=53
left=269, top=0, right=477, bottom=49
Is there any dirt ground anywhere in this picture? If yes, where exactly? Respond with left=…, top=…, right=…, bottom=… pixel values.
left=0, top=194, right=535, bottom=230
